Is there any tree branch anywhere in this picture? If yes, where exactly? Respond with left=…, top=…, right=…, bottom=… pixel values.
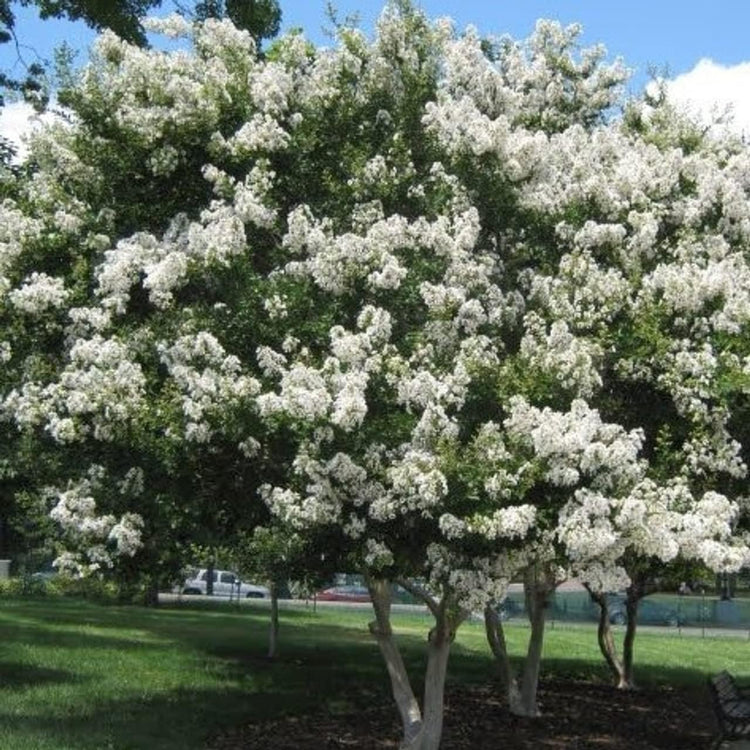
left=396, top=577, right=440, bottom=619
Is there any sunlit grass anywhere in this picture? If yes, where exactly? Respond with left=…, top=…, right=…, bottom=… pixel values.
left=0, top=597, right=746, bottom=749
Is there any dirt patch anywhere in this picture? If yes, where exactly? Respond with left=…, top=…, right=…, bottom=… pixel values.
left=207, top=678, right=715, bottom=749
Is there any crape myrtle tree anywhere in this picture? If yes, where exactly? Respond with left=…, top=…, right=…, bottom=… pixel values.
left=0, top=14, right=291, bottom=588
left=0, top=0, right=283, bottom=589
left=0, top=3, right=748, bottom=749
left=234, top=6, right=746, bottom=740
left=404, top=18, right=750, bottom=712
left=519, top=91, right=750, bottom=690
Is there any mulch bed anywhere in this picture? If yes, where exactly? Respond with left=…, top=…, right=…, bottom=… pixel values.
left=207, top=679, right=716, bottom=749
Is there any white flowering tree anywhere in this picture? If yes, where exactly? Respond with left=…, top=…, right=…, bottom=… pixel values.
left=1, top=3, right=750, bottom=749
left=0, top=14, right=290, bottom=590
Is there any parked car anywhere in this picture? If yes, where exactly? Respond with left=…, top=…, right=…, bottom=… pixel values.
left=182, top=568, right=269, bottom=598
left=315, top=585, right=371, bottom=602
left=605, top=594, right=684, bottom=627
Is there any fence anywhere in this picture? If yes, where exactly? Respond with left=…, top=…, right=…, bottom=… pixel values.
left=499, top=589, right=750, bottom=635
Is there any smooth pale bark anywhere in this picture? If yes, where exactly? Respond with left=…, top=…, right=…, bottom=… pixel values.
left=420, top=622, right=454, bottom=750
left=517, top=570, right=551, bottom=717
left=367, top=578, right=463, bottom=750
left=367, top=579, right=423, bottom=748
left=485, top=565, right=556, bottom=717
left=267, top=581, right=280, bottom=659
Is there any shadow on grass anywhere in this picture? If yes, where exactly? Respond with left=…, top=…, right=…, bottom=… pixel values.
left=539, top=656, right=712, bottom=691
left=0, top=661, right=84, bottom=691
left=0, top=598, right=723, bottom=749
left=0, top=685, right=304, bottom=750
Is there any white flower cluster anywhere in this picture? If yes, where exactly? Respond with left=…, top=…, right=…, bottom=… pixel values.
left=560, top=477, right=747, bottom=588
left=257, top=363, right=333, bottom=422
left=505, top=397, right=645, bottom=491
left=8, top=272, right=69, bottom=315
left=49, top=467, right=144, bottom=576
left=528, top=250, right=631, bottom=331
left=96, top=229, right=190, bottom=313
left=424, top=543, right=521, bottom=614
left=519, top=314, right=603, bottom=397
left=639, top=255, right=750, bottom=335
left=260, top=450, right=374, bottom=531
left=382, top=450, right=448, bottom=518
left=364, top=538, right=394, bottom=569
left=148, top=144, right=182, bottom=176
left=439, top=505, right=536, bottom=541
left=4, top=335, right=146, bottom=442
left=158, top=331, right=260, bottom=443
left=86, top=18, right=255, bottom=149
left=258, top=306, right=399, bottom=432
left=0, top=200, right=43, bottom=297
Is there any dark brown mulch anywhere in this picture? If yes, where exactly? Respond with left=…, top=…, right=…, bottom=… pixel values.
left=207, top=679, right=716, bottom=749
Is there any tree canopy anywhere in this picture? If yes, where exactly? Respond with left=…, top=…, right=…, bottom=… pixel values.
left=0, top=0, right=281, bottom=108
left=1, top=3, right=749, bottom=748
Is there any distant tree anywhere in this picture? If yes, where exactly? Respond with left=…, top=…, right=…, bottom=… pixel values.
left=0, top=0, right=281, bottom=107
left=16, top=1, right=163, bottom=44
left=193, top=0, right=280, bottom=44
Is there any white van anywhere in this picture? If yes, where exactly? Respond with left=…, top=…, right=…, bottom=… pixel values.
left=182, top=568, right=269, bottom=599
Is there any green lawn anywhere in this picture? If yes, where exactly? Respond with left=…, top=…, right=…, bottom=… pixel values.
left=0, top=597, right=748, bottom=750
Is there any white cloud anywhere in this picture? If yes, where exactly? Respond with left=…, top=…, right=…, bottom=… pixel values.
left=663, top=58, right=750, bottom=137
left=0, top=101, right=59, bottom=161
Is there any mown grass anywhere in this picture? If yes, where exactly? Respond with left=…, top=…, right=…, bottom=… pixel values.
left=0, top=597, right=748, bottom=750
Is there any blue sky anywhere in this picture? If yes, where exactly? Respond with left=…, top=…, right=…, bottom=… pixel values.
left=3, top=1, right=750, bottom=148
left=2, top=1, right=749, bottom=90
left=284, top=1, right=750, bottom=93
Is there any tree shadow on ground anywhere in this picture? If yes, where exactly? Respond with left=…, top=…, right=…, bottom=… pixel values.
left=0, top=685, right=285, bottom=750
left=0, top=661, right=84, bottom=690
left=0, top=598, right=722, bottom=750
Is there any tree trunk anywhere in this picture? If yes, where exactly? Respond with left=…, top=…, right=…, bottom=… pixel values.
left=142, top=578, right=160, bottom=608
left=518, top=577, right=548, bottom=718
left=485, top=567, right=555, bottom=717
left=620, top=588, right=640, bottom=690
left=206, top=561, right=214, bottom=596
left=367, top=578, right=464, bottom=749
left=484, top=604, right=522, bottom=713
left=367, top=579, right=423, bottom=748
left=267, top=581, right=279, bottom=659
left=586, top=586, right=628, bottom=688
left=420, top=622, right=454, bottom=750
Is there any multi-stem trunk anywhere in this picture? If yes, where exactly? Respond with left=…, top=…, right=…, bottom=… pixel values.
left=367, top=577, right=462, bottom=750
left=485, top=565, right=556, bottom=717
left=267, top=581, right=280, bottom=659
left=586, top=584, right=641, bottom=690
left=587, top=587, right=629, bottom=689
left=484, top=604, right=522, bottom=713
left=620, top=587, right=641, bottom=690
left=420, top=620, right=453, bottom=750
